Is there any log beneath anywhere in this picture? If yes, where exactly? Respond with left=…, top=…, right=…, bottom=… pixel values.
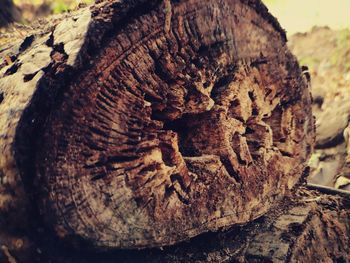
left=138, top=188, right=350, bottom=263
left=1, top=188, right=349, bottom=262
left=0, top=0, right=314, bottom=250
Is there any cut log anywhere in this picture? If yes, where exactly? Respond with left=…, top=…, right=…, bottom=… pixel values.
left=0, top=0, right=314, bottom=250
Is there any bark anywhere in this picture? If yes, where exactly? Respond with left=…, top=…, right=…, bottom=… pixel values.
left=1, top=188, right=350, bottom=262
left=140, top=188, right=350, bottom=263
left=0, top=0, right=314, bottom=253
left=0, top=0, right=21, bottom=27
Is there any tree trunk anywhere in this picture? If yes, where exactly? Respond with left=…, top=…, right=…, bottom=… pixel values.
left=0, top=0, right=21, bottom=27
left=0, top=0, right=314, bottom=253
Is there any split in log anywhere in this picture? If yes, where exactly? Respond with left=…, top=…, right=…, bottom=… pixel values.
left=0, top=0, right=314, bottom=250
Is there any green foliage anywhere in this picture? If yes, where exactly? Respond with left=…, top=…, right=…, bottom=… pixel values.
left=52, top=1, right=69, bottom=14
left=332, top=29, right=350, bottom=71
left=14, top=0, right=95, bottom=14
left=295, top=28, right=350, bottom=72
left=336, top=28, right=350, bottom=47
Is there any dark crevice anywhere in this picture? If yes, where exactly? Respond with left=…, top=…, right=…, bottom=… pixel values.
left=91, top=174, right=107, bottom=181
left=337, top=257, right=346, bottom=263
left=248, top=91, right=255, bottom=101
left=214, top=74, right=235, bottom=90
left=170, top=173, right=190, bottom=205
left=84, top=160, right=105, bottom=169
left=312, top=95, right=324, bottom=108
left=24, top=71, right=39, bottom=82
left=158, top=142, right=174, bottom=166
left=245, top=127, right=255, bottom=135
left=52, top=42, right=65, bottom=53
left=279, top=150, right=293, bottom=158
left=107, top=155, right=139, bottom=163
left=19, top=35, right=35, bottom=52
left=170, top=174, right=188, bottom=191
left=265, top=88, right=273, bottom=97
left=279, top=138, right=287, bottom=143
left=46, top=33, right=54, bottom=47
left=164, top=184, right=175, bottom=199
left=230, top=99, right=240, bottom=108
left=144, top=92, right=163, bottom=103
left=231, top=133, right=249, bottom=166
left=250, top=58, right=268, bottom=68
left=210, top=74, right=234, bottom=100
left=248, top=90, right=260, bottom=117
left=220, top=156, right=240, bottom=182
left=246, top=141, right=261, bottom=157
left=163, top=117, right=187, bottom=133
left=88, top=126, right=109, bottom=138
left=136, top=145, right=158, bottom=154
left=139, top=164, right=159, bottom=175
left=315, top=132, right=346, bottom=149
left=197, top=40, right=229, bottom=58
left=0, top=92, right=4, bottom=103
left=4, top=61, right=21, bottom=76
left=211, top=65, right=238, bottom=101
left=161, top=116, right=201, bottom=158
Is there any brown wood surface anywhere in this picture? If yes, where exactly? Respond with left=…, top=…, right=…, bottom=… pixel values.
left=1, top=188, right=349, bottom=262
left=0, top=0, right=315, bottom=256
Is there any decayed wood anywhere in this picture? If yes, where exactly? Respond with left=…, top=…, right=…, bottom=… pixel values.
left=0, top=0, right=314, bottom=251
left=153, top=188, right=350, bottom=263
left=1, top=188, right=349, bottom=262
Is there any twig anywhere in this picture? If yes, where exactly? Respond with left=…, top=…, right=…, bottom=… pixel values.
left=306, top=183, right=350, bottom=197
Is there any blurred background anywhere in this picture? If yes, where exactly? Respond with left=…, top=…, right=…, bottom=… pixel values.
left=1, top=0, right=350, bottom=190
left=264, top=0, right=350, bottom=35
left=263, top=0, right=350, bottom=191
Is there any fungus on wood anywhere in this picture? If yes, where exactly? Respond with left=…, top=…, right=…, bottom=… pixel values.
left=0, top=0, right=314, bottom=250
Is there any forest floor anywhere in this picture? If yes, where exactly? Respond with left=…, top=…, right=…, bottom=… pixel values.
left=289, top=26, right=350, bottom=190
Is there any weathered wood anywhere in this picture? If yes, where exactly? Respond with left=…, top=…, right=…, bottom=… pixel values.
left=141, top=188, right=350, bottom=263
left=0, top=0, right=314, bottom=251
left=1, top=188, right=349, bottom=262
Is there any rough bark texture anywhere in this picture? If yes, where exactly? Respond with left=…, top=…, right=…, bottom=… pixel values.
left=1, top=188, right=349, bottom=262
left=0, top=0, right=314, bottom=252
left=135, top=188, right=350, bottom=263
